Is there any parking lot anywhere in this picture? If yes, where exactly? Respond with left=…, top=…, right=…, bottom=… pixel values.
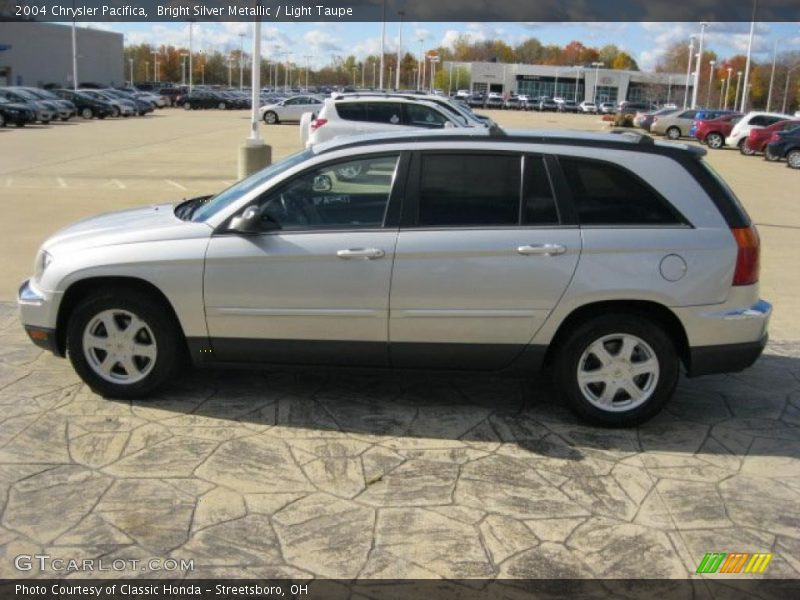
left=0, top=109, right=799, bottom=580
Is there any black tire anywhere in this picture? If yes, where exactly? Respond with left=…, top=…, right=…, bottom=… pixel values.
left=183, top=102, right=192, bottom=110
left=111, top=106, right=120, bottom=118
left=66, top=289, right=185, bottom=399
left=665, top=126, right=681, bottom=140
left=706, top=132, right=724, bottom=149
left=60, top=116, right=69, bottom=122
left=553, top=313, right=679, bottom=427
left=15, top=122, right=25, bottom=128
left=0, top=113, right=5, bottom=128
left=218, top=102, right=227, bottom=110
left=81, top=107, right=93, bottom=119
left=787, top=149, right=800, bottom=169
left=739, top=139, right=755, bottom=156
left=264, top=110, right=278, bottom=124
left=764, top=145, right=781, bottom=162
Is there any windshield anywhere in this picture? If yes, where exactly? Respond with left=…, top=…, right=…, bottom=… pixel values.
left=191, top=149, right=314, bottom=222
left=11, top=89, right=37, bottom=100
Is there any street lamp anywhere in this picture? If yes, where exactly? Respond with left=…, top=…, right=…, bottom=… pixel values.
left=417, top=37, right=425, bottom=90
left=145, top=60, right=149, bottom=82
left=128, top=57, right=134, bottom=86
left=388, top=66, right=393, bottom=89
left=188, top=20, right=194, bottom=92
left=554, top=69, right=559, bottom=99
left=150, top=49, right=159, bottom=82
left=782, top=63, right=800, bottom=115
left=395, top=10, right=404, bottom=90
left=706, top=59, right=716, bottom=107
left=740, top=0, right=758, bottom=113
left=724, top=67, right=732, bottom=110
left=683, top=36, right=695, bottom=109
left=352, top=66, right=357, bottom=87
left=574, top=66, right=583, bottom=102
left=667, top=75, right=673, bottom=104
left=767, top=39, right=778, bottom=111
left=591, top=61, right=603, bottom=104
left=691, top=23, right=708, bottom=109
left=200, top=50, right=206, bottom=86
left=719, top=78, right=725, bottom=109
left=734, top=70, right=743, bottom=111
left=238, top=32, right=246, bottom=90
left=180, top=52, right=189, bottom=86
left=304, top=55, right=312, bottom=90
left=378, top=0, right=386, bottom=89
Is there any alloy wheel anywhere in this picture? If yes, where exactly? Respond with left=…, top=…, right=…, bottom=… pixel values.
left=82, top=309, right=157, bottom=385
left=788, top=150, right=800, bottom=169
left=706, top=133, right=723, bottom=149
left=577, top=333, right=660, bottom=412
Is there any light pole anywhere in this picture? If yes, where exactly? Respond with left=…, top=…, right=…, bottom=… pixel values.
left=766, top=39, right=778, bottom=111
left=706, top=59, right=716, bottom=107
left=412, top=67, right=417, bottom=90
left=395, top=10, right=404, bottom=90
left=284, top=52, right=291, bottom=93
left=734, top=70, right=743, bottom=110
left=554, top=69, right=559, bottom=99
left=238, top=32, right=246, bottom=90
left=238, top=15, right=271, bottom=180
left=128, top=57, right=133, bottom=86
left=719, top=78, right=725, bottom=109
left=378, top=0, right=386, bottom=89
left=448, top=62, right=453, bottom=94
left=418, top=37, right=425, bottom=90
left=724, top=67, right=732, bottom=110
left=740, top=0, right=758, bottom=113
left=683, top=36, right=695, bottom=109
left=388, top=66, right=393, bottom=89
left=667, top=75, right=673, bottom=104
left=303, top=55, right=312, bottom=90
left=188, top=20, right=194, bottom=92
left=372, top=59, right=377, bottom=88
left=429, top=56, right=439, bottom=93
left=200, top=51, right=206, bottom=86
left=180, top=52, right=188, bottom=86
left=151, top=49, right=159, bottom=82
left=227, top=54, right=233, bottom=88
left=574, top=66, right=582, bottom=102
left=145, top=61, right=149, bottom=82
left=361, top=59, right=365, bottom=88
left=782, top=64, right=800, bottom=115
left=591, top=62, right=603, bottom=104
left=352, top=66, right=357, bottom=87
left=691, top=23, right=708, bottom=109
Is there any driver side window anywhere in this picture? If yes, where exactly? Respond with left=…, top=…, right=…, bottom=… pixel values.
left=255, top=154, right=400, bottom=230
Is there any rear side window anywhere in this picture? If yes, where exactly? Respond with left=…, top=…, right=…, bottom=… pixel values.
left=559, top=158, right=684, bottom=226
left=418, top=154, right=520, bottom=226
left=365, top=102, right=402, bottom=124
left=404, top=104, right=447, bottom=128
left=335, top=102, right=367, bottom=121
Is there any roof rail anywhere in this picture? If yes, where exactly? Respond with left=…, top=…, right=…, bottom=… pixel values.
left=487, top=122, right=507, bottom=137
left=608, top=129, right=655, bottom=144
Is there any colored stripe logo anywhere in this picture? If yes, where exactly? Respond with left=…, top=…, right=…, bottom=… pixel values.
left=696, top=552, right=773, bottom=574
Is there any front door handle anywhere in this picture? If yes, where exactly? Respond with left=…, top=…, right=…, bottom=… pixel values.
left=336, top=248, right=385, bottom=259
left=517, top=243, right=567, bottom=256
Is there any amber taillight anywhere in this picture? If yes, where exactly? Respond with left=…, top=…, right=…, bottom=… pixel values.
left=731, top=226, right=760, bottom=286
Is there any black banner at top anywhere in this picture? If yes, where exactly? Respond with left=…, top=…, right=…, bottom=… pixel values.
left=1, top=0, right=798, bottom=22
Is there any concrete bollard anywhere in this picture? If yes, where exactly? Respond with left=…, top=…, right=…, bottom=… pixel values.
left=238, top=142, right=272, bottom=180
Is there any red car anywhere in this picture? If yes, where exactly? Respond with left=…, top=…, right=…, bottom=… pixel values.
left=694, top=113, right=742, bottom=149
left=744, top=119, right=800, bottom=157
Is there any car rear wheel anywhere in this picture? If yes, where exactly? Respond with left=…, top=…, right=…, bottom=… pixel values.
left=81, top=108, right=93, bottom=119
left=264, top=111, right=278, bottom=124
left=666, top=126, right=681, bottom=140
left=66, top=290, right=185, bottom=399
left=183, top=102, right=192, bottom=110
left=553, top=314, right=679, bottom=427
left=218, top=102, right=227, bottom=110
left=111, top=106, right=120, bottom=118
left=706, top=132, right=724, bottom=149
left=739, top=139, right=755, bottom=156
left=764, top=146, right=781, bottom=162
left=787, top=150, right=800, bottom=169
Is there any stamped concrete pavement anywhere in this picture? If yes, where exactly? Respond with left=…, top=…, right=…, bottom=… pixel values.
left=1, top=302, right=799, bottom=580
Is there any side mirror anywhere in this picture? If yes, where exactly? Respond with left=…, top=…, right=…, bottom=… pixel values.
left=312, top=174, right=332, bottom=192
left=229, top=205, right=280, bottom=234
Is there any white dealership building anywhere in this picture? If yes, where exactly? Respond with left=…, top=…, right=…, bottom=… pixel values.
left=446, top=61, right=690, bottom=105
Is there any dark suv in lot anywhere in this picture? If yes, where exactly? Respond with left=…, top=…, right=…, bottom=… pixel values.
left=766, top=126, right=800, bottom=168
left=52, top=89, right=114, bottom=119
left=0, top=95, right=36, bottom=127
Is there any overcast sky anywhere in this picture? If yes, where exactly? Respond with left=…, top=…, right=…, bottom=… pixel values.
left=97, top=22, right=800, bottom=70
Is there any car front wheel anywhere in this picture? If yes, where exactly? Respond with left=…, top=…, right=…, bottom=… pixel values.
left=66, top=290, right=184, bottom=398
left=553, top=314, right=678, bottom=427
left=665, top=126, right=681, bottom=140
left=739, top=139, right=755, bottom=156
left=81, top=108, right=93, bottom=119
left=264, top=111, right=278, bottom=124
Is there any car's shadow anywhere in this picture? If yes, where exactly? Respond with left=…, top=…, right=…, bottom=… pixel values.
left=113, top=350, right=800, bottom=461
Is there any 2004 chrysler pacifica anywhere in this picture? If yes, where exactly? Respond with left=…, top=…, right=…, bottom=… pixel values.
left=18, top=128, right=771, bottom=426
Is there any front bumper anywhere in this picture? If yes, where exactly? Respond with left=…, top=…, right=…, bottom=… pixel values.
left=17, top=279, right=63, bottom=356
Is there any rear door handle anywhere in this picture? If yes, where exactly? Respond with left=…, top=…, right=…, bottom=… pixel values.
left=517, top=244, right=567, bottom=256
left=336, top=248, right=385, bottom=259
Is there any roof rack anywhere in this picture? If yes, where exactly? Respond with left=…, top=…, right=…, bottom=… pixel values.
left=607, top=129, right=655, bottom=144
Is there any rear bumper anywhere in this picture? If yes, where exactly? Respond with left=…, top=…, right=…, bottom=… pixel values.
left=688, top=334, right=768, bottom=377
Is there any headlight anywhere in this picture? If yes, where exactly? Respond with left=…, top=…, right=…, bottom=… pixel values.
left=34, top=250, right=53, bottom=281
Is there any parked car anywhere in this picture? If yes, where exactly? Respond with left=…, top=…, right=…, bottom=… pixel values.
left=17, top=128, right=770, bottom=427
left=650, top=108, right=701, bottom=140
left=51, top=89, right=114, bottom=119
left=558, top=100, right=580, bottom=113
left=0, top=88, right=55, bottom=123
left=0, top=95, right=36, bottom=127
left=485, top=92, right=504, bottom=108
left=16, top=87, right=76, bottom=120
left=181, top=90, right=234, bottom=110
left=536, top=97, right=559, bottom=112
left=725, top=111, right=791, bottom=152
left=688, top=110, right=737, bottom=138
left=743, top=119, right=800, bottom=157
left=80, top=89, right=136, bottom=117
left=765, top=126, right=800, bottom=168
left=693, top=113, right=742, bottom=149
left=599, top=102, right=616, bottom=115
left=454, top=89, right=470, bottom=99
left=467, top=92, right=485, bottom=108
left=104, top=89, right=154, bottom=116
left=305, top=96, right=468, bottom=146
left=635, top=108, right=679, bottom=132
left=260, top=95, right=324, bottom=124
left=504, top=95, right=523, bottom=110
left=517, top=95, right=531, bottom=110
left=618, top=101, right=654, bottom=116
left=579, top=101, right=598, bottom=114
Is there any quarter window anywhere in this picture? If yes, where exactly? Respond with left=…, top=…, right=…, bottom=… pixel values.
left=404, top=104, right=447, bottom=128
left=254, top=154, right=400, bottom=230
left=523, top=157, right=559, bottom=225
left=418, top=154, right=521, bottom=226
left=559, top=158, right=683, bottom=226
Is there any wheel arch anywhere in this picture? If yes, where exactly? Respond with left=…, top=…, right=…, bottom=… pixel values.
left=55, top=276, right=186, bottom=357
left=542, top=299, right=690, bottom=371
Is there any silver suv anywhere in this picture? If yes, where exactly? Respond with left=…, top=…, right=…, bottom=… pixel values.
left=18, top=129, right=771, bottom=426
